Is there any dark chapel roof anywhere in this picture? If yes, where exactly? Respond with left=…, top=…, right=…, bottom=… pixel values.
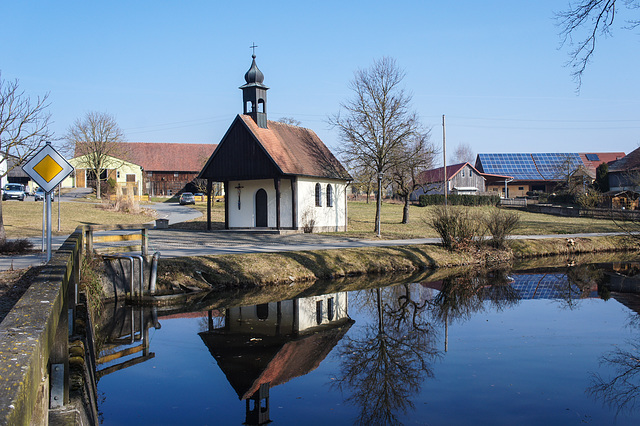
left=200, top=114, right=351, bottom=181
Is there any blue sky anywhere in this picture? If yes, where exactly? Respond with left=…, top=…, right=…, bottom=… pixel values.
left=2, top=1, right=639, bottom=163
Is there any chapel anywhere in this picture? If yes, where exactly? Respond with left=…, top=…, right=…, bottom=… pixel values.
left=199, top=54, right=351, bottom=232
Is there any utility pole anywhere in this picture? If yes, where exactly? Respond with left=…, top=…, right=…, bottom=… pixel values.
left=443, top=114, right=447, bottom=207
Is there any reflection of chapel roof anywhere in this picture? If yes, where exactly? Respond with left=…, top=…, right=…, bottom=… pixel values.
left=239, top=115, right=351, bottom=179
left=199, top=318, right=354, bottom=400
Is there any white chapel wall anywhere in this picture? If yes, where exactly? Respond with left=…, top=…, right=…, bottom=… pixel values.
left=297, top=177, right=347, bottom=232
left=228, top=179, right=293, bottom=228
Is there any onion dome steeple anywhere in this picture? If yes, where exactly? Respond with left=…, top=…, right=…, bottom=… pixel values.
left=244, top=55, right=265, bottom=85
left=239, top=46, right=269, bottom=129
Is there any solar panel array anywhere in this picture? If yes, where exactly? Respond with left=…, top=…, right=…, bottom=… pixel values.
left=585, top=153, right=600, bottom=161
left=476, top=153, right=584, bottom=181
left=510, top=273, right=583, bottom=300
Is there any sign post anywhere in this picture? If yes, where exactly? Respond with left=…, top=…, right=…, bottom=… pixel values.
left=22, top=143, right=74, bottom=262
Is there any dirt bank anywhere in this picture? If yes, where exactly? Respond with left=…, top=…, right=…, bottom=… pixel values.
left=155, top=235, right=639, bottom=293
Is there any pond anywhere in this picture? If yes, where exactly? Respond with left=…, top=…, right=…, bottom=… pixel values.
left=94, top=260, right=640, bottom=425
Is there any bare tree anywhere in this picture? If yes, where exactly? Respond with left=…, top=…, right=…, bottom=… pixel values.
left=390, top=132, right=435, bottom=223
left=0, top=73, right=53, bottom=242
left=330, top=57, right=423, bottom=234
left=277, top=116, right=302, bottom=126
left=557, top=0, right=639, bottom=87
left=344, top=159, right=376, bottom=202
left=452, top=142, right=474, bottom=164
left=66, top=111, right=126, bottom=199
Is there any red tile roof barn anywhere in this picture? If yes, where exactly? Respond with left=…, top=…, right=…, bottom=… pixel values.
left=120, top=142, right=217, bottom=172
left=579, top=152, right=626, bottom=173
left=75, top=142, right=217, bottom=172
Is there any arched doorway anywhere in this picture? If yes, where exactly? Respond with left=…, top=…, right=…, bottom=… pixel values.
left=255, top=189, right=267, bottom=227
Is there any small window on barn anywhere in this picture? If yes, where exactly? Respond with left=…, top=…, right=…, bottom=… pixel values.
left=116, top=171, right=121, bottom=179
left=518, top=187, right=524, bottom=190
left=461, top=170, right=465, bottom=177
left=326, top=184, right=333, bottom=207
left=174, top=173, right=179, bottom=178
left=315, top=183, right=322, bottom=207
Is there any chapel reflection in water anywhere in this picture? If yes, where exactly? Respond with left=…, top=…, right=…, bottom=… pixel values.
left=199, top=292, right=353, bottom=425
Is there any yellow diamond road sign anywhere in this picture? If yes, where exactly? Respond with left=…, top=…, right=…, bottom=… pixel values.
left=33, top=155, right=64, bottom=183
left=22, top=144, right=74, bottom=193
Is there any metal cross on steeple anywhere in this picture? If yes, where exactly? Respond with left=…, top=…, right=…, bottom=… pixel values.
left=250, top=42, right=258, bottom=56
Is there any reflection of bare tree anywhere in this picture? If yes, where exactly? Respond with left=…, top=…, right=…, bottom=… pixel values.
left=431, top=269, right=520, bottom=325
left=553, top=265, right=601, bottom=310
left=333, top=285, right=439, bottom=425
left=588, top=341, right=640, bottom=414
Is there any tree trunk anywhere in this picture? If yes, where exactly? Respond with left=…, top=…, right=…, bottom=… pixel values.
left=96, top=176, right=101, bottom=199
left=0, top=198, right=5, bottom=243
left=375, top=179, right=382, bottom=235
left=402, top=194, right=410, bottom=224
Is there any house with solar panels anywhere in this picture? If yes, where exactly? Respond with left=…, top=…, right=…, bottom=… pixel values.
left=475, top=152, right=624, bottom=198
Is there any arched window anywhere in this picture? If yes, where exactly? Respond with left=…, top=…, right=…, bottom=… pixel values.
left=315, top=183, right=322, bottom=207
left=326, top=184, right=333, bottom=207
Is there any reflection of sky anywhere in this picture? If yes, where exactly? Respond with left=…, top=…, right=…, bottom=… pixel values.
left=97, top=290, right=640, bottom=425
left=433, top=299, right=639, bottom=425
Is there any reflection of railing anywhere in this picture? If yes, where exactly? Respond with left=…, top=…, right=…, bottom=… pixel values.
left=96, top=305, right=157, bottom=379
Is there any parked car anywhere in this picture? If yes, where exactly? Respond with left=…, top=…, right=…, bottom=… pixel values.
left=2, top=183, right=25, bottom=201
left=179, top=192, right=195, bottom=205
left=34, top=187, right=54, bottom=201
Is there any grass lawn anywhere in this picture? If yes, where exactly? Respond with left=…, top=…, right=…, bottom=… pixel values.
left=1, top=200, right=155, bottom=238
left=344, top=201, right=624, bottom=238
left=167, top=199, right=624, bottom=239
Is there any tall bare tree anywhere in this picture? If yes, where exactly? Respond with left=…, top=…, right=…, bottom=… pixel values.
left=452, top=142, right=474, bottom=164
left=330, top=57, right=423, bottom=234
left=66, top=111, right=126, bottom=199
left=557, top=0, right=639, bottom=87
left=390, top=132, right=435, bottom=223
left=0, top=73, right=53, bottom=242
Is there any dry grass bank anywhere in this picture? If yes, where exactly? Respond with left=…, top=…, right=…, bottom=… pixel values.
left=156, top=234, right=639, bottom=293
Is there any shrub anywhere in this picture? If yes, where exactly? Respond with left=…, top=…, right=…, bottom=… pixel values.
left=577, top=189, right=602, bottom=209
left=419, top=194, right=500, bottom=207
left=546, top=191, right=577, bottom=205
left=0, top=238, right=34, bottom=254
left=483, top=209, right=520, bottom=249
left=428, top=206, right=480, bottom=250
left=100, top=195, right=142, bottom=214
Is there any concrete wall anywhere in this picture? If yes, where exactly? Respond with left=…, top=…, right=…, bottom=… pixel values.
left=0, top=230, right=83, bottom=425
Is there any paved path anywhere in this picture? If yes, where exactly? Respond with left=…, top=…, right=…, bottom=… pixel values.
left=0, top=200, right=630, bottom=271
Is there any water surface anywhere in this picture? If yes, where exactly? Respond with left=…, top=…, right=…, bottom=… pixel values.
left=95, top=263, right=640, bottom=425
